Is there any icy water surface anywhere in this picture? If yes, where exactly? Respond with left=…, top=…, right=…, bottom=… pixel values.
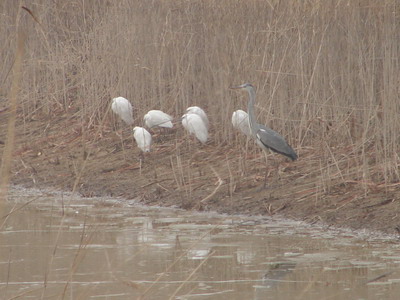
left=1, top=187, right=400, bottom=299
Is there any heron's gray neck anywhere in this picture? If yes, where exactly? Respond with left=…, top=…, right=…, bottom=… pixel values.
left=247, top=87, right=258, bottom=138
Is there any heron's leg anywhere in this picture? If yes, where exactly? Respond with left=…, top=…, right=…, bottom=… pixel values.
left=263, top=151, right=269, bottom=188
left=243, top=137, right=249, bottom=174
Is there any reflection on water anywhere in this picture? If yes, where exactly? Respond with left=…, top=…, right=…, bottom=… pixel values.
left=1, top=186, right=400, bottom=299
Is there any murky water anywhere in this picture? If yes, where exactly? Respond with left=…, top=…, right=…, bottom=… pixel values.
left=1, top=187, right=400, bottom=299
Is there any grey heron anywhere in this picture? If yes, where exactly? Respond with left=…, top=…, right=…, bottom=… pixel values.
left=231, top=83, right=297, bottom=187
left=231, top=83, right=297, bottom=161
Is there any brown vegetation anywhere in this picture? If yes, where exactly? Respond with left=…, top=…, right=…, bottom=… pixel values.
left=1, top=1, right=400, bottom=234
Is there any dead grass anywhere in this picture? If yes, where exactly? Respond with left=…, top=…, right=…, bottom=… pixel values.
left=1, top=10, right=400, bottom=297
left=0, top=0, right=398, bottom=187
left=0, top=24, right=25, bottom=204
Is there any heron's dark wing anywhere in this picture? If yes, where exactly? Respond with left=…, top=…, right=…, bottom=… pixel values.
left=256, top=124, right=298, bottom=160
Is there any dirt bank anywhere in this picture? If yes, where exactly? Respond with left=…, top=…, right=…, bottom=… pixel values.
left=2, top=108, right=399, bottom=235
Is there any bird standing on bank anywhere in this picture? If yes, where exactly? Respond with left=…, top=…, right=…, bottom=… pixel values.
left=132, top=126, right=152, bottom=152
left=230, top=83, right=297, bottom=161
left=111, top=97, right=134, bottom=125
left=232, top=109, right=251, bottom=137
left=144, top=110, right=173, bottom=129
left=181, top=113, right=208, bottom=144
left=186, top=106, right=209, bottom=129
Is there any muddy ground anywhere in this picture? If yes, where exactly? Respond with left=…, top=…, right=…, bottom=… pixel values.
left=2, top=108, right=400, bottom=235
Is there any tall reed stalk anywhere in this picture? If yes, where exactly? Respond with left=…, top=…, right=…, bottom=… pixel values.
left=1, top=0, right=399, bottom=185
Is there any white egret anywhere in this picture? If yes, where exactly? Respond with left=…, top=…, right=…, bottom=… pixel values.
left=132, top=127, right=152, bottom=152
left=232, top=109, right=251, bottom=137
left=181, top=113, right=208, bottom=144
left=144, top=110, right=173, bottom=128
left=111, top=97, right=134, bottom=125
left=186, top=106, right=209, bottom=129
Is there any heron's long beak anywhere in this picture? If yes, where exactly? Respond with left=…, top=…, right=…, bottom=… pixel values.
left=229, top=83, right=247, bottom=90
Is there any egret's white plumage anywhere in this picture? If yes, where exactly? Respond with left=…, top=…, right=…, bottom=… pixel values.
left=182, top=113, right=208, bottom=144
left=232, top=109, right=251, bottom=137
left=186, top=106, right=209, bottom=129
left=133, top=127, right=152, bottom=152
left=144, top=110, right=173, bottom=128
left=111, top=97, right=134, bottom=125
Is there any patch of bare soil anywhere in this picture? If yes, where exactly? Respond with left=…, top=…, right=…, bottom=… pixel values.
left=2, top=109, right=400, bottom=235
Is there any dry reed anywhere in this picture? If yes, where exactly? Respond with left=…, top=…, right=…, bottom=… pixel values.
left=0, top=26, right=25, bottom=204
left=1, top=3, right=399, bottom=298
left=0, top=1, right=398, bottom=188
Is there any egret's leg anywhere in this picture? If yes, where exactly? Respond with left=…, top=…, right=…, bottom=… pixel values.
left=138, top=156, right=143, bottom=175
left=158, top=127, right=173, bottom=143
left=119, top=126, right=129, bottom=162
